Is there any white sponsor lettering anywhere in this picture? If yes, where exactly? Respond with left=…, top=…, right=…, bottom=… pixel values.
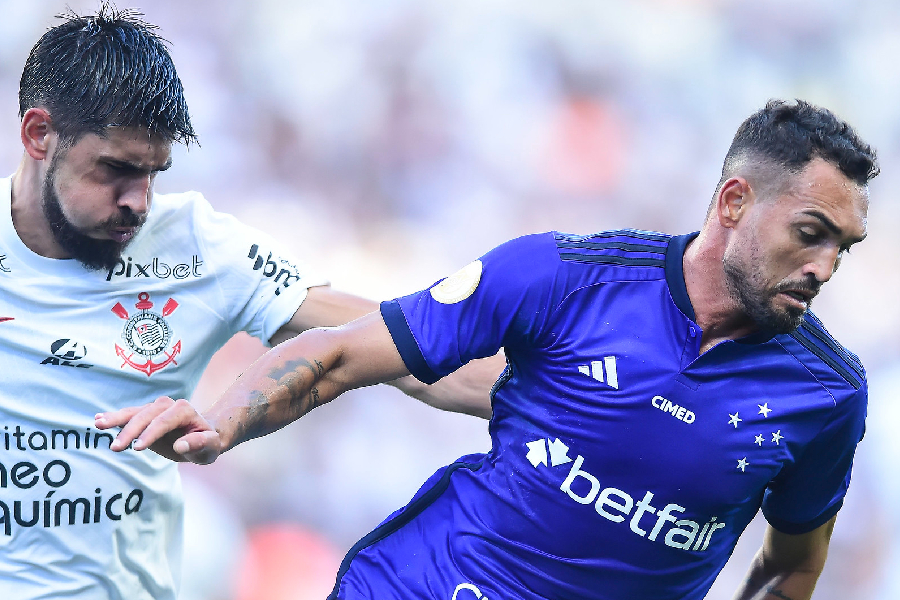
left=651, top=395, right=695, bottom=424
left=559, top=454, right=724, bottom=552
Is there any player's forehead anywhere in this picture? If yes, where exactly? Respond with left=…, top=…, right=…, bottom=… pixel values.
left=780, top=158, right=868, bottom=238
left=69, top=126, right=172, bottom=171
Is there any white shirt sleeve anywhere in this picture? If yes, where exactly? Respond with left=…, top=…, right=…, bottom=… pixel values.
left=186, top=193, right=329, bottom=344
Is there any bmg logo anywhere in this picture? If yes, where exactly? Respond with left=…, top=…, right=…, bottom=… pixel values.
left=247, top=244, right=301, bottom=296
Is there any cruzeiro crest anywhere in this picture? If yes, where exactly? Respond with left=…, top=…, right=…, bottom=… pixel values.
left=111, top=292, right=182, bottom=377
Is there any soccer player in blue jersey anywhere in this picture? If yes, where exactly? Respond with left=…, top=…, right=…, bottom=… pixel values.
left=99, top=99, right=878, bottom=600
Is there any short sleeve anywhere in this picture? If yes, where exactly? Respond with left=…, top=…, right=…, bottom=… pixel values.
left=761, top=384, right=867, bottom=534
left=380, top=232, right=562, bottom=384
left=189, top=194, right=329, bottom=344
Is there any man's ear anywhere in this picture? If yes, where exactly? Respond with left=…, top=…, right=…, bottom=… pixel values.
left=20, top=107, right=55, bottom=161
left=715, top=177, right=752, bottom=229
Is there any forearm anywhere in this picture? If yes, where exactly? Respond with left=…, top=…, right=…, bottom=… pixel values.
left=96, top=312, right=410, bottom=463
left=206, top=328, right=349, bottom=451
left=732, top=555, right=823, bottom=600
left=210, top=315, right=411, bottom=451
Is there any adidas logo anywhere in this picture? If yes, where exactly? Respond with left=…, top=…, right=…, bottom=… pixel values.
left=577, top=357, right=618, bottom=389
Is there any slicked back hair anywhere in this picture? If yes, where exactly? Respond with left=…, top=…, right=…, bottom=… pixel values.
left=716, top=99, right=879, bottom=199
left=18, top=3, right=197, bottom=147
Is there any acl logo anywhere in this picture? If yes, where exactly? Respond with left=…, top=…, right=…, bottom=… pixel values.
left=40, top=339, right=94, bottom=368
left=452, top=583, right=489, bottom=600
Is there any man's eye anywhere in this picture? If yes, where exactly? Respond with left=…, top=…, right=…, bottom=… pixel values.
left=106, top=163, right=137, bottom=175
left=798, top=228, right=819, bottom=242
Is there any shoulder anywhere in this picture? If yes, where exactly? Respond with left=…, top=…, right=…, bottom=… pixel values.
left=146, top=190, right=257, bottom=246
left=148, top=190, right=218, bottom=223
left=555, top=229, right=670, bottom=269
left=778, top=312, right=866, bottom=394
left=553, top=229, right=671, bottom=283
left=481, top=229, right=669, bottom=294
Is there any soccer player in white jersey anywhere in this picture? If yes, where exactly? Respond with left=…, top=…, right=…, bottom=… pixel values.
left=1, top=5, right=497, bottom=599
left=102, top=99, right=878, bottom=600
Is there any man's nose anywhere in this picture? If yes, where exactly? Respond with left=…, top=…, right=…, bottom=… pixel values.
left=803, top=246, right=841, bottom=283
left=117, top=175, right=151, bottom=215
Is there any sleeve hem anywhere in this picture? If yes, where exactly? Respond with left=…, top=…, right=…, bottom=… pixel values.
left=380, top=300, right=441, bottom=384
left=763, top=498, right=844, bottom=535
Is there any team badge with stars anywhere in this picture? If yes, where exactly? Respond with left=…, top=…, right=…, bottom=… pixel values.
left=726, top=402, right=785, bottom=474
left=111, top=292, right=182, bottom=377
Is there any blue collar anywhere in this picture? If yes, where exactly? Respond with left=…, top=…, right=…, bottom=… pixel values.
left=664, top=232, right=775, bottom=345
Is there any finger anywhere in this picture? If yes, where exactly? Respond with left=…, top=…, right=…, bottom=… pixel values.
left=94, top=405, right=145, bottom=430
left=174, top=430, right=222, bottom=465
left=108, top=397, right=179, bottom=451
left=130, top=399, right=206, bottom=451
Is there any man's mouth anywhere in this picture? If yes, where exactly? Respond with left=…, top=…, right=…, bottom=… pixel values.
left=109, top=228, right=138, bottom=244
left=779, top=289, right=814, bottom=309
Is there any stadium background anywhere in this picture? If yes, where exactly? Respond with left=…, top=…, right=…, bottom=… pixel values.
left=1, top=1, right=899, bottom=598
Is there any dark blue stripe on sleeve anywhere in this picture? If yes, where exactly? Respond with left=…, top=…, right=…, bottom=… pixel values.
left=762, top=498, right=844, bottom=535
left=380, top=299, right=441, bottom=384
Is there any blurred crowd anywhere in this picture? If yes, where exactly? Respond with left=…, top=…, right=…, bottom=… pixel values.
left=2, top=0, right=900, bottom=598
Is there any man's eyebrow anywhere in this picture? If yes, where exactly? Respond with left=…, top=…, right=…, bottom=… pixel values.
left=803, top=209, right=866, bottom=245
left=103, top=157, right=173, bottom=173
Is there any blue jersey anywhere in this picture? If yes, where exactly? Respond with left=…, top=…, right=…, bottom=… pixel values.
left=330, top=230, right=867, bottom=600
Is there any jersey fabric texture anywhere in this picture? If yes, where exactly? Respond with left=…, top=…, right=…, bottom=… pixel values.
left=332, top=229, right=866, bottom=600
left=0, top=177, right=325, bottom=600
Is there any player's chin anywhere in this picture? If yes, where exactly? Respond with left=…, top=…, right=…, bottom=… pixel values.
left=764, top=305, right=807, bottom=334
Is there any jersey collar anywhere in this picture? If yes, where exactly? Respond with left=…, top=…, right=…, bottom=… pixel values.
left=664, top=232, right=699, bottom=321
left=664, top=231, right=776, bottom=345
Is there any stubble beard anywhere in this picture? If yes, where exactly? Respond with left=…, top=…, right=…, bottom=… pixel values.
left=722, top=245, right=811, bottom=335
left=41, top=155, right=145, bottom=272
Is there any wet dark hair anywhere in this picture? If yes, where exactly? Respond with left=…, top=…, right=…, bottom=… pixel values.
left=718, top=99, right=879, bottom=191
left=18, top=2, right=197, bottom=146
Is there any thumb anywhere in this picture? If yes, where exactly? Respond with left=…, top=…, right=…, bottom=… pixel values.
left=175, top=430, right=223, bottom=465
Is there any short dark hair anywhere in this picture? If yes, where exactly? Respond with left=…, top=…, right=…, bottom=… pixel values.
left=718, top=99, right=879, bottom=191
left=18, top=2, right=197, bottom=146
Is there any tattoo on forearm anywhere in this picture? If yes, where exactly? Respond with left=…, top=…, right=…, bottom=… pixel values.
left=242, top=391, right=270, bottom=440
left=261, top=357, right=328, bottom=415
left=765, top=586, right=796, bottom=600
left=268, top=357, right=318, bottom=381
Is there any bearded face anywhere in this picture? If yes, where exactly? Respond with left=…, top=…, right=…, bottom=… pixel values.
left=722, top=233, right=820, bottom=335
left=41, top=151, right=146, bottom=272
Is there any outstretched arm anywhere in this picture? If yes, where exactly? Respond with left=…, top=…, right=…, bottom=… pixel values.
left=732, top=517, right=836, bottom=600
left=270, top=285, right=498, bottom=418
left=96, top=311, right=409, bottom=463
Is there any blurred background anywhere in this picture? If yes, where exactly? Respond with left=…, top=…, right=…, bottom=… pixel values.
left=2, top=0, right=900, bottom=598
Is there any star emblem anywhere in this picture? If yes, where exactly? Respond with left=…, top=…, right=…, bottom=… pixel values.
left=728, top=412, right=742, bottom=428
left=758, top=403, right=772, bottom=418
left=736, top=457, right=749, bottom=472
left=771, top=430, right=783, bottom=445
left=754, top=434, right=764, bottom=446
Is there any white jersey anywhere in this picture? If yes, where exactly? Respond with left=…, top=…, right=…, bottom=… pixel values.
left=0, top=177, right=326, bottom=599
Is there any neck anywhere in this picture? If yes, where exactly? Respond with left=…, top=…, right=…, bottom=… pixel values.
left=682, top=228, right=757, bottom=353
left=10, top=155, right=68, bottom=258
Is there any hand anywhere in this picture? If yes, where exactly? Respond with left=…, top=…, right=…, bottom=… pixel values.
left=95, top=397, right=224, bottom=464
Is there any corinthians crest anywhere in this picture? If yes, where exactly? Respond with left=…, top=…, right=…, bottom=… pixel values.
left=111, top=292, right=182, bottom=377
